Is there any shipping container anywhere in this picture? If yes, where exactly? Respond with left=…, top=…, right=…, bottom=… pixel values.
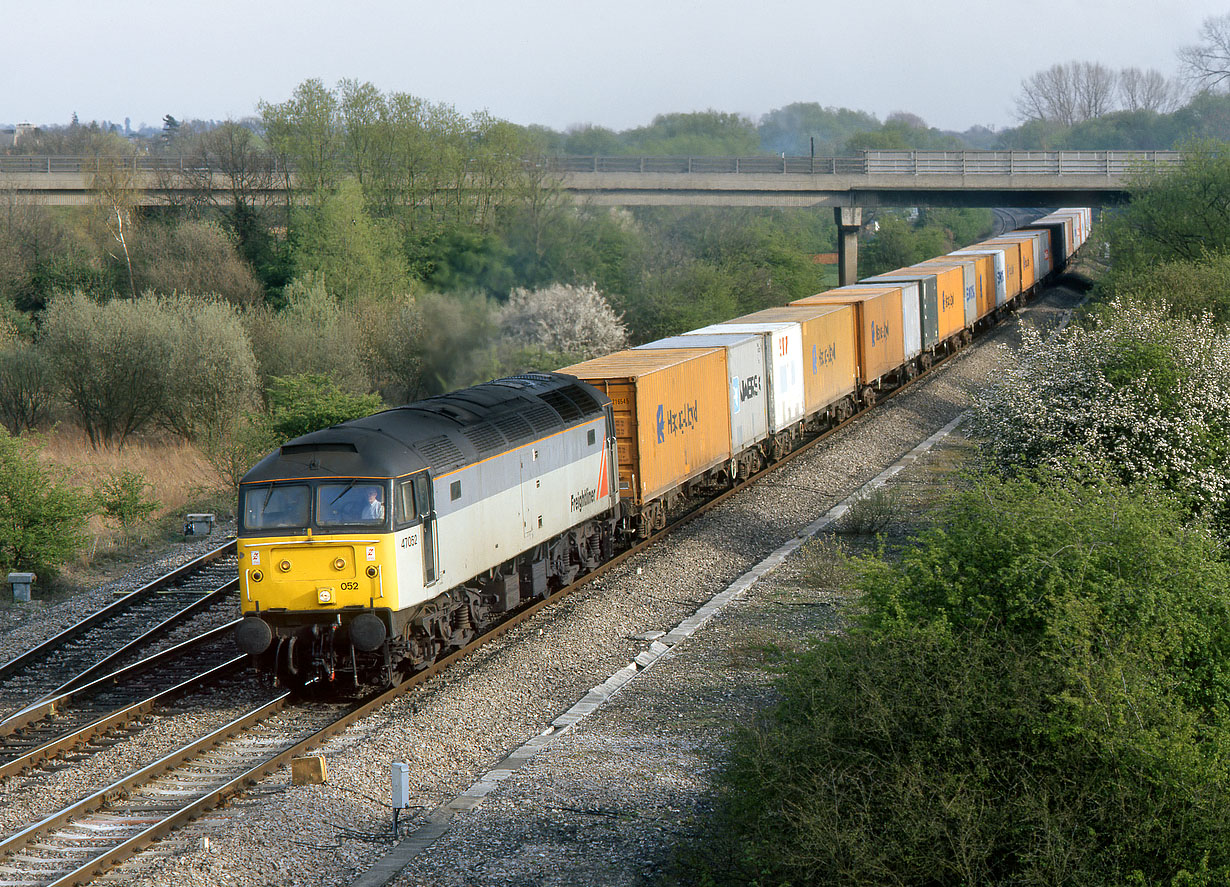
left=950, top=247, right=1008, bottom=309
left=734, top=305, right=858, bottom=416
left=1022, top=217, right=1070, bottom=268
left=862, top=271, right=940, bottom=349
left=559, top=348, right=731, bottom=506
left=978, top=237, right=1030, bottom=295
left=920, top=256, right=979, bottom=326
left=1015, top=229, right=1050, bottom=281
left=685, top=320, right=806, bottom=432
left=872, top=263, right=965, bottom=342
left=791, top=286, right=908, bottom=385
left=634, top=333, right=769, bottom=453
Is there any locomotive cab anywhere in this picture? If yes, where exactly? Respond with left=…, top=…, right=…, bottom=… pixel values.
left=236, top=475, right=407, bottom=690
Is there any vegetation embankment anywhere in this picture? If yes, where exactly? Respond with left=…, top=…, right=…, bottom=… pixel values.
left=1, top=73, right=1005, bottom=587
left=681, top=146, right=1230, bottom=885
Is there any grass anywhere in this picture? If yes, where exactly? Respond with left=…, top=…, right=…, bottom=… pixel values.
left=30, top=426, right=235, bottom=587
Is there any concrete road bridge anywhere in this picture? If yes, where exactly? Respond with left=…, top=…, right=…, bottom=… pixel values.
left=0, top=149, right=1176, bottom=209
left=0, top=149, right=1171, bottom=283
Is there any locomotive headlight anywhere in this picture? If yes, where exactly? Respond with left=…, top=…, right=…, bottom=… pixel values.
left=317, top=587, right=334, bottom=604
left=251, top=570, right=264, bottom=583
left=366, top=565, right=379, bottom=578
left=278, top=559, right=292, bottom=573
left=333, top=557, right=346, bottom=571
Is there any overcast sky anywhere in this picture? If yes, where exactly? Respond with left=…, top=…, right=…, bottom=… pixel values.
left=5, top=0, right=1228, bottom=135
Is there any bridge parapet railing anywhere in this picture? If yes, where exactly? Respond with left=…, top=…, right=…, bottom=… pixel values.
left=864, top=150, right=1182, bottom=176
left=0, top=150, right=1183, bottom=178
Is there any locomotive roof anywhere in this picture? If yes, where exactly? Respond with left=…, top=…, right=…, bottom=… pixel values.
left=241, top=372, right=609, bottom=484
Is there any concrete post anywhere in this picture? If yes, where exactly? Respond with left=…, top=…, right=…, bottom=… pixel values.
left=835, top=206, right=862, bottom=287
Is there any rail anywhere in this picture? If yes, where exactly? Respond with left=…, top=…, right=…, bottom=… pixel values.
left=0, top=150, right=1183, bottom=178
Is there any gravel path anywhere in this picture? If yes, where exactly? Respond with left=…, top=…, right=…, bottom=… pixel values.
left=2, top=284, right=1083, bottom=887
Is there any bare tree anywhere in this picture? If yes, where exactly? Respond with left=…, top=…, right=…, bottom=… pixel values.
left=1015, top=61, right=1119, bottom=125
left=1119, top=67, right=1181, bottom=112
left=1016, top=63, right=1078, bottom=125
left=1073, top=62, right=1118, bottom=120
left=91, top=157, right=140, bottom=299
left=177, top=121, right=277, bottom=261
left=1179, top=13, right=1230, bottom=92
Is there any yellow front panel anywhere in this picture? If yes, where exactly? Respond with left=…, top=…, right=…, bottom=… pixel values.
left=239, top=534, right=399, bottom=614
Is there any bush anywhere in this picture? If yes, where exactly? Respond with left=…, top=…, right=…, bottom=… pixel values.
left=498, top=283, right=628, bottom=365
left=39, top=291, right=175, bottom=448
left=266, top=374, right=384, bottom=440
left=1096, top=251, right=1230, bottom=325
left=38, top=291, right=259, bottom=447
left=154, top=294, right=260, bottom=441
left=94, top=469, right=159, bottom=527
left=699, top=471, right=1230, bottom=887
left=970, top=299, right=1230, bottom=527
left=132, top=219, right=264, bottom=306
left=0, top=428, right=93, bottom=576
left=245, top=275, right=373, bottom=396
left=0, top=343, right=55, bottom=435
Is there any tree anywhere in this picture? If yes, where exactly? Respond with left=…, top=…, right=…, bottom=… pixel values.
left=259, top=78, right=343, bottom=195
left=1118, top=67, right=1180, bottom=113
left=289, top=179, right=408, bottom=299
left=498, top=283, right=628, bottom=367
left=1016, top=61, right=1118, bottom=126
left=0, top=344, right=55, bottom=435
left=0, top=429, right=93, bottom=576
left=175, top=120, right=280, bottom=276
left=1101, top=139, right=1230, bottom=268
left=86, top=152, right=143, bottom=300
left=1179, top=13, right=1230, bottom=93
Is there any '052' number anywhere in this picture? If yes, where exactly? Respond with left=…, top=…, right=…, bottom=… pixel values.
left=340, top=581, right=360, bottom=591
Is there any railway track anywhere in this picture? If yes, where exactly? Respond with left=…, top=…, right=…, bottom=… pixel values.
left=0, top=623, right=254, bottom=782
left=0, top=275, right=1028, bottom=886
left=0, top=258, right=1066, bottom=884
left=0, top=545, right=238, bottom=722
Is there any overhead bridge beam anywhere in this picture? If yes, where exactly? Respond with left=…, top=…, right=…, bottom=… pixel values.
left=0, top=150, right=1171, bottom=208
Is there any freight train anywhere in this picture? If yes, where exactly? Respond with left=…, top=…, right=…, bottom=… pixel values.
left=234, top=208, right=1092, bottom=692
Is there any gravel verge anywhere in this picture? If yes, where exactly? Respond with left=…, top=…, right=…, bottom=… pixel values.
left=1, top=283, right=1084, bottom=887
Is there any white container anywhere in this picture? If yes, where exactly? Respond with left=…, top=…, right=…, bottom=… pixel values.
left=952, top=248, right=1008, bottom=307
left=684, top=321, right=805, bottom=432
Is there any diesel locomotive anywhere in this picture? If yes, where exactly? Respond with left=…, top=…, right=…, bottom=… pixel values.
left=235, top=208, right=1092, bottom=693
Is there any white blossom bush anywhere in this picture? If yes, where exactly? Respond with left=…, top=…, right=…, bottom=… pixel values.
left=499, top=283, right=628, bottom=362
left=970, top=300, right=1230, bottom=526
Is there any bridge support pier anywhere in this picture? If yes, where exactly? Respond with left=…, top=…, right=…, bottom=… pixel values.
left=835, top=207, right=862, bottom=287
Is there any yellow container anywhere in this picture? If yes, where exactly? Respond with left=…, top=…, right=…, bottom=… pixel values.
left=904, top=262, right=965, bottom=340
left=559, top=348, right=731, bottom=505
left=735, top=305, right=857, bottom=415
left=982, top=236, right=1035, bottom=291
left=978, top=238, right=1023, bottom=299
left=922, top=253, right=996, bottom=322
left=792, top=287, right=905, bottom=385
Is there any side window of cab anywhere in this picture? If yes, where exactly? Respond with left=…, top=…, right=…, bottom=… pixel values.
left=394, top=479, right=418, bottom=528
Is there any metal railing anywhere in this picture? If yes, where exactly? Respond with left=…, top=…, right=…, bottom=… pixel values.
left=0, top=150, right=1183, bottom=178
